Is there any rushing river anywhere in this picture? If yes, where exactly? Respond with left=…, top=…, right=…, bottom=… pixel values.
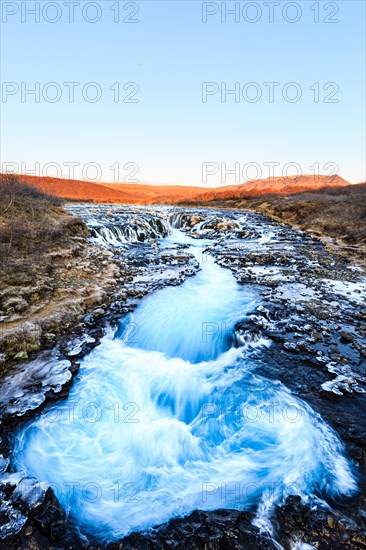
left=13, top=226, right=357, bottom=542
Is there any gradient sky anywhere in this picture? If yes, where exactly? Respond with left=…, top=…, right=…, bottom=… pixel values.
left=1, top=0, right=365, bottom=186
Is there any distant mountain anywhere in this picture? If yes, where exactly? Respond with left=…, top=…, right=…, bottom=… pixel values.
left=7, top=174, right=351, bottom=204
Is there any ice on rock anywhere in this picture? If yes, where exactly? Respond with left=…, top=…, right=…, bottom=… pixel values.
left=0, top=454, right=10, bottom=474
left=0, top=505, right=27, bottom=539
left=11, top=477, right=48, bottom=509
left=0, top=476, right=47, bottom=540
left=0, top=352, right=72, bottom=419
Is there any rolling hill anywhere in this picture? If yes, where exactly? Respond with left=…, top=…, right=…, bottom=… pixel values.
left=188, top=174, right=350, bottom=202
left=3, top=173, right=351, bottom=205
left=16, top=175, right=206, bottom=204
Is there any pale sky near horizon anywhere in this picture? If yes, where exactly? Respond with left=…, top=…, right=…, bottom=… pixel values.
left=1, top=0, right=365, bottom=186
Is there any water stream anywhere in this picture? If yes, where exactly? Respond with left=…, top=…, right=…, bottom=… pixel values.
left=13, top=226, right=357, bottom=542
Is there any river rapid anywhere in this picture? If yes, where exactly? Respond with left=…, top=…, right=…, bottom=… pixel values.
left=12, top=215, right=358, bottom=543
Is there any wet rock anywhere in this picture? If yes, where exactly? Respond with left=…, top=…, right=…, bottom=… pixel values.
left=0, top=454, right=10, bottom=474
left=116, top=509, right=278, bottom=550
left=283, top=342, right=299, bottom=352
left=0, top=352, right=73, bottom=422
left=341, top=331, right=354, bottom=343
left=10, top=477, right=48, bottom=509
left=1, top=486, right=72, bottom=549
left=93, top=307, right=105, bottom=318
left=276, top=496, right=366, bottom=549
left=84, top=313, right=96, bottom=327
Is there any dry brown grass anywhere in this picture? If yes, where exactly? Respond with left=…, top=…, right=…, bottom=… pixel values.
left=0, top=176, right=120, bottom=361
left=0, top=174, right=86, bottom=281
left=256, top=184, right=366, bottom=244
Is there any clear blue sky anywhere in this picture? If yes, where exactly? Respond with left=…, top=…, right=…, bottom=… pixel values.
left=1, top=0, right=365, bottom=186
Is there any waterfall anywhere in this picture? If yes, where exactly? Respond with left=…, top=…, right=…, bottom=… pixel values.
left=66, top=205, right=170, bottom=247
left=13, top=216, right=357, bottom=543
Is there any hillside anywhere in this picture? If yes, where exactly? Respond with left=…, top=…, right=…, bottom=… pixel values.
left=18, top=175, right=206, bottom=204
left=100, top=182, right=210, bottom=203
left=190, top=174, right=350, bottom=202
left=18, top=175, right=150, bottom=204
left=2, top=173, right=351, bottom=205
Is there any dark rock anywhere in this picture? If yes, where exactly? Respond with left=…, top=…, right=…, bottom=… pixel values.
left=341, top=331, right=354, bottom=343
left=83, top=313, right=96, bottom=326
left=276, top=496, right=366, bottom=550
left=114, top=509, right=278, bottom=550
left=93, top=308, right=105, bottom=318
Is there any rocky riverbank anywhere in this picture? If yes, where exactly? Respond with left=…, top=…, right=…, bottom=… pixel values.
left=1, top=204, right=365, bottom=549
left=0, top=177, right=119, bottom=366
left=0, top=203, right=201, bottom=547
left=180, top=183, right=366, bottom=268
left=170, top=209, right=366, bottom=548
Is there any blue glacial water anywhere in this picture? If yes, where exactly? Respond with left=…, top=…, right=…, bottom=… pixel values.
left=13, top=228, right=357, bottom=542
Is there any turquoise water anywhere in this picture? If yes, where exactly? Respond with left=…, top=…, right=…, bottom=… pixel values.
left=13, top=229, right=356, bottom=541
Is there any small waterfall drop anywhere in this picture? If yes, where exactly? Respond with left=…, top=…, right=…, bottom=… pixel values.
left=13, top=218, right=357, bottom=542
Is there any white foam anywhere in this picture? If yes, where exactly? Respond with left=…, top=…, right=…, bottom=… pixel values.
left=13, top=227, right=357, bottom=542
